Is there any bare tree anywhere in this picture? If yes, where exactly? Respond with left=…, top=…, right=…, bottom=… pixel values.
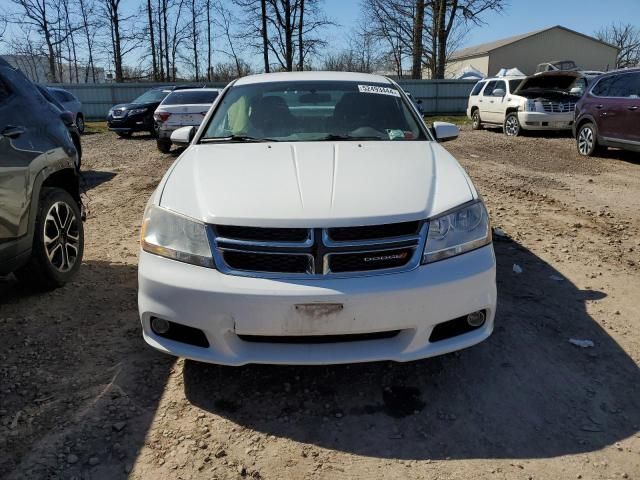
left=102, top=0, right=124, bottom=81
left=8, top=0, right=64, bottom=81
left=78, top=0, right=99, bottom=82
left=260, top=0, right=269, bottom=72
left=146, top=0, right=158, bottom=79
left=596, top=23, right=640, bottom=69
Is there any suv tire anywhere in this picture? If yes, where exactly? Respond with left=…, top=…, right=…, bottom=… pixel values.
left=76, top=114, right=85, bottom=134
left=157, top=139, right=172, bottom=153
left=504, top=112, right=521, bottom=137
left=577, top=122, right=603, bottom=157
left=471, top=109, right=482, bottom=130
left=15, top=188, right=84, bottom=290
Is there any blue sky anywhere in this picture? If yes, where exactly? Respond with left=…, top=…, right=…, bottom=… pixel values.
left=323, top=0, right=640, bottom=51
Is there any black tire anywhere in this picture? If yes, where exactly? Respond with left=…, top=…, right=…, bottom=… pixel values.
left=76, top=113, right=85, bottom=134
left=116, top=131, right=132, bottom=138
left=504, top=112, right=521, bottom=137
left=576, top=122, right=603, bottom=157
left=15, top=188, right=84, bottom=290
left=471, top=109, right=482, bottom=130
left=157, top=139, right=171, bottom=153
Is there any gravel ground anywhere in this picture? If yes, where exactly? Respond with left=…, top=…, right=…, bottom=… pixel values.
left=1, top=125, right=639, bottom=480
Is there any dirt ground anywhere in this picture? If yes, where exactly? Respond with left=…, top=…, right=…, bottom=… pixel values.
left=1, top=123, right=639, bottom=480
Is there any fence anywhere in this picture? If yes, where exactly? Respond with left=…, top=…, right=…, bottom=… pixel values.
left=47, top=79, right=477, bottom=120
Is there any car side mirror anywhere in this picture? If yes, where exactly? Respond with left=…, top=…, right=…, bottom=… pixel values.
left=432, top=121, right=459, bottom=142
left=171, top=126, right=196, bottom=145
left=492, top=88, right=506, bottom=97
left=60, top=110, right=75, bottom=125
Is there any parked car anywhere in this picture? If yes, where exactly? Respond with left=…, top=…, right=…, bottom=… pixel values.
left=0, top=58, right=84, bottom=289
left=154, top=88, right=221, bottom=153
left=467, top=71, right=586, bottom=136
left=107, top=85, right=208, bottom=138
left=36, top=84, right=82, bottom=170
left=138, top=71, right=496, bottom=366
left=48, top=86, right=85, bottom=133
left=535, top=60, right=579, bottom=73
left=574, top=68, right=640, bottom=156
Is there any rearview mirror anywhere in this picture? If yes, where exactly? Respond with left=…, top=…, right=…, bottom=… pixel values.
left=432, top=121, right=459, bottom=142
left=171, top=126, right=196, bottom=145
left=492, top=88, right=505, bottom=97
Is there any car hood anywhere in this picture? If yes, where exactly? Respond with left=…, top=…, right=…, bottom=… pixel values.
left=159, top=141, right=476, bottom=228
left=514, top=72, right=582, bottom=96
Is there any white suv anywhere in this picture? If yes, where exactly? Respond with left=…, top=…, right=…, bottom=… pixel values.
left=467, top=72, right=586, bottom=136
left=138, top=72, right=496, bottom=366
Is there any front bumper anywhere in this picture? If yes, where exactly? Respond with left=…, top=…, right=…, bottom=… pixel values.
left=138, top=245, right=497, bottom=366
left=107, top=114, right=153, bottom=132
left=517, top=111, right=574, bottom=130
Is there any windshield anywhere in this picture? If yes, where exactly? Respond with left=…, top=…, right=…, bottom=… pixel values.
left=162, top=90, right=219, bottom=105
left=201, top=81, right=426, bottom=142
left=132, top=89, right=171, bottom=104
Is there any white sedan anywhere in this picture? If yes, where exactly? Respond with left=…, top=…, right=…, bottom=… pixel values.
left=138, top=71, right=496, bottom=365
left=153, top=88, right=221, bottom=152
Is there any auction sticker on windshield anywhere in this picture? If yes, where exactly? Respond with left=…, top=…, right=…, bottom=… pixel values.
left=358, top=85, right=401, bottom=97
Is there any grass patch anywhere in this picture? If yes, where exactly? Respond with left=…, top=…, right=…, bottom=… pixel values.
left=84, top=121, right=109, bottom=134
left=424, top=115, right=469, bottom=126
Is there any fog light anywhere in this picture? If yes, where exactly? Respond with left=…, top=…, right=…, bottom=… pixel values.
left=151, top=317, right=171, bottom=335
left=467, top=311, right=486, bottom=327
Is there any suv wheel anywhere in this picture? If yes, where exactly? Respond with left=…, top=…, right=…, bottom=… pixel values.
left=471, top=110, right=482, bottom=130
left=15, top=188, right=84, bottom=290
left=504, top=112, right=521, bottom=136
left=157, top=139, right=171, bottom=153
left=76, top=114, right=85, bottom=134
left=577, top=122, right=602, bottom=156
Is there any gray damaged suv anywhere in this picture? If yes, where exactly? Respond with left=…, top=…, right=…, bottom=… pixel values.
left=0, top=57, right=84, bottom=289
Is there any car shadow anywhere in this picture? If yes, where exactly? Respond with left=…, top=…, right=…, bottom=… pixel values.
left=183, top=237, right=639, bottom=461
left=80, top=170, right=117, bottom=191
left=595, top=148, right=640, bottom=165
left=0, top=261, right=173, bottom=478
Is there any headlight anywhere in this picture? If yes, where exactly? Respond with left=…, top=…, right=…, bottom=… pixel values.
left=422, top=201, right=491, bottom=263
left=140, top=205, right=214, bottom=268
left=129, top=108, right=147, bottom=115
left=524, top=99, right=536, bottom=112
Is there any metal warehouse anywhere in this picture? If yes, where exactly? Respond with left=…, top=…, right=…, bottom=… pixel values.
left=445, top=25, right=619, bottom=78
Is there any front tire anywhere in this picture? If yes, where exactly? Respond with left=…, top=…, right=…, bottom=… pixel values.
left=76, top=114, right=85, bottom=134
left=577, top=122, right=602, bottom=157
left=156, top=139, right=171, bottom=153
left=471, top=109, right=482, bottom=130
left=15, top=188, right=84, bottom=290
left=504, top=112, right=521, bottom=136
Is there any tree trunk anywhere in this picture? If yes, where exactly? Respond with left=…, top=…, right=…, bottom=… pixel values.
left=261, top=0, right=269, bottom=72
left=147, top=0, right=158, bottom=80
left=163, top=0, right=170, bottom=80
left=298, top=0, right=304, bottom=70
left=284, top=0, right=293, bottom=71
left=157, top=0, right=164, bottom=80
left=411, top=0, right=424, bottom=79
left=206, top=0, right=212, bottom=80
left=191, top=0, right=199, bottom=80
left=112, top=2, right=123, bottom=82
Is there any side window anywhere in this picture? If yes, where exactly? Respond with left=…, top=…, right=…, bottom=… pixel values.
left=592, top=75, right=637, bottom=97
left=508, top=79, right=522, bottom=93
left=470, top=81, right=485, bottom=96
left=592, top=77, right=611, bottom=97
left=493, top=80, right=506, bottom=95
left=629, top=73, right=640, bottom=98
left=482, top=81, right=497, bottom=96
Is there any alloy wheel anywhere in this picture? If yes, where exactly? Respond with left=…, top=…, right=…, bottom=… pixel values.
left=43, top=201, right=80, bottom=272
left=76, top=115, right=85, bottom=133
left=472, top=112, right=480, bottom=129
left=505, top=115, right=519, bottom=136
left=578, top=126, right=594, bottom=155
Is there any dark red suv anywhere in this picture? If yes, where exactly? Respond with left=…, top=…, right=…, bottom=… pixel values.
left=574, top=69, right=640, bottom=156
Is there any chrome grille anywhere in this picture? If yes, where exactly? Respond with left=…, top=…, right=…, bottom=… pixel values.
left=209, top=222, right=427, bottom=278
left=541, top=101, right=575, bottom=113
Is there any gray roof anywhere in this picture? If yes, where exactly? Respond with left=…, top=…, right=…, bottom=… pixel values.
left=450, top=25, right=618, bottom=60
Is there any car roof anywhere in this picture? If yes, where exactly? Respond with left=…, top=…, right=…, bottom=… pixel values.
left=234, top=71, right=392, bottom=86
left=482, top=76, right=526, bottom=81
left=597, top=67, right=640, bottom=77
left=167, top=88, right=221, bottom=93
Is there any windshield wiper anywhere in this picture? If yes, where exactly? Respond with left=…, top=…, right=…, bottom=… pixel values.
left=200, top=135, right=279, bottom=143
left=321, top=134, right=384, bottom=141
